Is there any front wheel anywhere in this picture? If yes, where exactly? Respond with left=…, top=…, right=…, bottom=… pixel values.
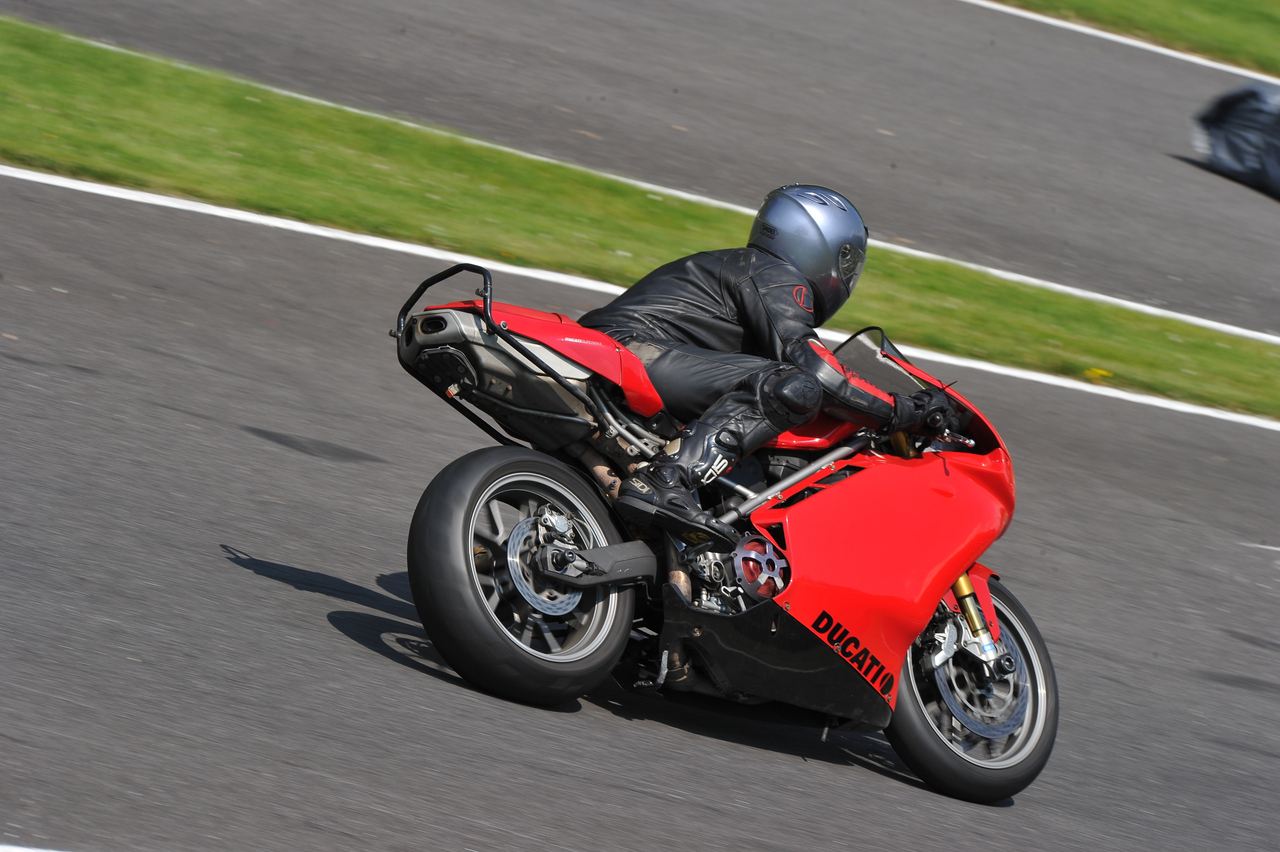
left=885, top=579, right=1058, bottom=803
left=407, top=446, right=634, bottom=705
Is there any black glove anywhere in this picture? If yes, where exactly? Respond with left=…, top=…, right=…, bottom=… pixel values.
left=890, top=388, right=960, bottom=434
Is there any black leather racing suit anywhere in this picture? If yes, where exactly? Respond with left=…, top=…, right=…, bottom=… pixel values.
left=580, top=247, right=897, bottom=449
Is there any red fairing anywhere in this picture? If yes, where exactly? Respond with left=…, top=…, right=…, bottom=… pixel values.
left=435, top=299, right=579, bottom=326
left=764, top=413, right=859, bottom=449
left=890, top=354, right=1010, bottom=457
left=754, top=449, right=1016, bottom=708
left=767, top=348, right=1011, bottom=455
left=436, top=300, right=665, bottom=417
left=617, top=348, right=662, bottom=416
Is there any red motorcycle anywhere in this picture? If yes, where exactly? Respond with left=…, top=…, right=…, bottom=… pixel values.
left=395, top=264, right=1058, bottom=803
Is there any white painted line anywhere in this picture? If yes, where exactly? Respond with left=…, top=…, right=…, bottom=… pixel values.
left=813, top=329, right=1280, bottom=433
left=0, top=845, right=75, bottom=852
left=1242, top=543, right=1280, bottom=553
left=953, top=0, right=1280, bottom=86
left=50, top=29, right=1280, bottom=346
left=859, top=242, right=1280, bottom=346
left=953, top=0, right=1280, bottom=87
left=3, top=164, right=1276, bottom=433
left=0, top=165, right=626, bottom=297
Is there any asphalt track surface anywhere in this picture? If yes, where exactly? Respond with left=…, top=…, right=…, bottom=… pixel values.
left=4, top=173, right=1280, bottom=852
left=2, top=2, right=1279, bottom=850
left=3, top=0, right=1279, bottom=335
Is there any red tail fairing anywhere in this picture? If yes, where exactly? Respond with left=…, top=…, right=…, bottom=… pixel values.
left=435, top=300, right=665, bottom=417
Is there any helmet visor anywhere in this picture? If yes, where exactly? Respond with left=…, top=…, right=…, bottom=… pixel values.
left=838, top=244, right=866, bottom=287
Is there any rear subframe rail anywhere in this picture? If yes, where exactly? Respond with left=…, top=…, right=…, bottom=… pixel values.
left=396, top=263, right=607, bottom=445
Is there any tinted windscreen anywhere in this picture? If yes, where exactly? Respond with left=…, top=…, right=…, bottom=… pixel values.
left=830, top=329, right=926, bottom=396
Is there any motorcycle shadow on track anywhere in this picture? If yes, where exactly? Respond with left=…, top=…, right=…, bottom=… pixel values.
left=581, top=684, right=926, bottom=790
left=220, top=545, right=485, bottom=697
left=219, top=546, right=937, bottom=788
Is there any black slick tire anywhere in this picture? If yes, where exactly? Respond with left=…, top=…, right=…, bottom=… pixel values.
left=885, top=579, right=1058, bottom=803
left=407, top=446, right=634, bottom=705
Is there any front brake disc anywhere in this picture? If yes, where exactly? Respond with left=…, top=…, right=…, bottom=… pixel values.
left=934, top=634, right=1029, bottom=739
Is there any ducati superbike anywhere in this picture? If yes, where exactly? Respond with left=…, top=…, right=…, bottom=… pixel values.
left=393, top=264, right=1058, bottom=803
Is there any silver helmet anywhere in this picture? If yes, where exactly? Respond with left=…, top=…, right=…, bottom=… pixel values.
left=747, top=185, right=869, bottom=324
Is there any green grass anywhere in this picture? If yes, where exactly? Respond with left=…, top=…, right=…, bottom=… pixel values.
left=1, top=16, right=1277, bottom=419
left=1003, top=0, right=1280, bottom=77
left=0, top=21, right=740, bottom=285
left=835, top=256, right=1280, bottom=418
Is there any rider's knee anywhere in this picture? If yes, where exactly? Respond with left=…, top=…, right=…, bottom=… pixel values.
left=758, top=366, right=821, bottom=429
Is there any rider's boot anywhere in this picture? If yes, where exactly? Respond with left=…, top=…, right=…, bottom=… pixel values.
left=615, top=367, right=821, bottom=549
left=615, top=417, right=743, bottom=549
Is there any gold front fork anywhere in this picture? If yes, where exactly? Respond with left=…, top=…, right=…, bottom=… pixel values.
left=952, top=573, right=999, bottom=660
left=889, top=430, right=920, bottom=459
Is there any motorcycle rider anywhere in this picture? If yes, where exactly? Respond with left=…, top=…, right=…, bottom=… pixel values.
left=580, top=184, right=959, bottom=548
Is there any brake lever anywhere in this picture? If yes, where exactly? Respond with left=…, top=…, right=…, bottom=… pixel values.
left=939, top=429, right=976, bottom=448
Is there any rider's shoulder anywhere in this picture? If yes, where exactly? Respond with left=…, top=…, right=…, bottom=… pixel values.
left=736, top=246, right=807, bottom=285
left=678, top=247, right=805, bottom=291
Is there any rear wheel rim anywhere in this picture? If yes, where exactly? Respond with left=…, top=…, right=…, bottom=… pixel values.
left=907, top=595, right=1050, bottom=769
left=466, top=473, right=619, bottom=663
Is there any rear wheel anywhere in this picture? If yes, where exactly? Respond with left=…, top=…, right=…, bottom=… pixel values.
left=885, top=579, right=1058, bottom=803
left=407, top=446, right=634, bottom=705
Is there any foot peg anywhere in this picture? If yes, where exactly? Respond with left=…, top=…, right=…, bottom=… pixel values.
left=616, top=476, right=739, bottom=550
